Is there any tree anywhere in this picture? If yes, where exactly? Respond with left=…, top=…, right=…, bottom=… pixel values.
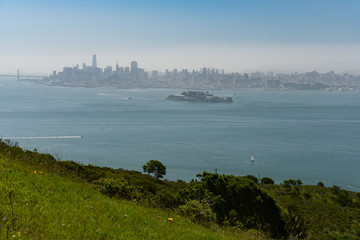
left=178, top=172, right=287, bottom=238
left=261, top=177, right=275, bottom=185
left=317, top=181, right=324, bottom=187
left=142, top=160, right=166, bottom=180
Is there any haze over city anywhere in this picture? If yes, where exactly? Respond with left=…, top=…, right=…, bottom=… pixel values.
left=1, top=0, right=360, bottom=74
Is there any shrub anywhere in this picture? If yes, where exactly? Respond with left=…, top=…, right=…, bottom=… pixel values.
left=317, top=181, right=324, bottom=187
left=179, top=172, right=287, bottom=238
left=286, top=205, right=307, bottom=238
left=303, top=192, right=312, bottom=200
left=261, top=177, right=274, bottom=185
left=336, top=190, right=352, bottom=207
left=58, top=161, right=104, bottom=181
left=244, top=175, right=258, bottom=184
left=284, top=179, right=302, bottom=186
left=331, top=185, right=341, bottom=195
left=93, top=178, right=142, bottom=200
left=179, top=199, right=216, bottom=225
left=152, top=190, right=177, bottom=209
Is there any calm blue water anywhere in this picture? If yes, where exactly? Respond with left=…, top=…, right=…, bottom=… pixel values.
left=1, top=77, right=359, bottom=190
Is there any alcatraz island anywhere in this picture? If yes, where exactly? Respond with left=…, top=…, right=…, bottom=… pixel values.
left=22, top=54, right=359, bottom=91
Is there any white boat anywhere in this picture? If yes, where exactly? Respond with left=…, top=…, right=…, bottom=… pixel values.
left=250, top=155, right=255, bottom=162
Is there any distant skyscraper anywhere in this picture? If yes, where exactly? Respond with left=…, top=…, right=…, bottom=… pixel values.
left=131, top=61, right=138, bottom=74
left=92, top=54, right=97, bottom=68
left=131, top=61, right=138, bottom=80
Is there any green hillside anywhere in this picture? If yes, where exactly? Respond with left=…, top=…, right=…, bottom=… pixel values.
left=1, top=139, right=360, bottom=239
left=0, top=140, right=266, bottom=239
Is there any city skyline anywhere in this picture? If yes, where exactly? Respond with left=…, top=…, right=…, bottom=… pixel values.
left=21, top=53, right=358, bottom=91
left=1, top=0, right=360, bottom=74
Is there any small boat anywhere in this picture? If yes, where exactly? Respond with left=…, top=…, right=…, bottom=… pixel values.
left=250, top=155, right=255, bottom=163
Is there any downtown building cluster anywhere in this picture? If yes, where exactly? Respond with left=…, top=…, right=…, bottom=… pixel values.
left=50, top=55, right=148, bottom=87
left=43, top=55, right=360, bottom=90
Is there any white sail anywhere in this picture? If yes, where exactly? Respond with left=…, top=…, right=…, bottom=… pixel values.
left=250, top=155, right=255, bottom=162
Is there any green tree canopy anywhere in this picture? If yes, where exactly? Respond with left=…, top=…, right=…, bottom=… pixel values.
left=142, top=160, right=166, bottom=180
left=261, top=177, right=275, bottom=185
left=177, top=172, right=287, bottom=238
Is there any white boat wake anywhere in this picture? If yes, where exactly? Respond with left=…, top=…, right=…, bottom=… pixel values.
left=5, top=136, right=83, bottom=139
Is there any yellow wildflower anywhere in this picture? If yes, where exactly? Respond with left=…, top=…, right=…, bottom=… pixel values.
left=33, top=171, right=37, bottom=174
left=168, top=218, right=173, bottom=221
left=39, top=171, right=43, bottom=174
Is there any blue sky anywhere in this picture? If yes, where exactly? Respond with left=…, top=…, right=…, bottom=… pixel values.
left=1, top=0, right=360, bottom=74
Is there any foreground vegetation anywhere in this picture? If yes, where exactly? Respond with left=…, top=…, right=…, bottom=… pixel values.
left=1, top=139, right=360, bottom=239
left=0, top=140, right=268, bottom=239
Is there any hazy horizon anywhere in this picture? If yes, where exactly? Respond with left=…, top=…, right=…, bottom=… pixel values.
left=1, top=0, right=360, bottom=75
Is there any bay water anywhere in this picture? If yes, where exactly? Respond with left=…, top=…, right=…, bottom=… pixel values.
left=1, top=77, right=359, bottom=190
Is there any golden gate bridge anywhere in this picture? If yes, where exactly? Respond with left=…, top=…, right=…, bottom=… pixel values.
left=0, top=70, right=46, bottom=80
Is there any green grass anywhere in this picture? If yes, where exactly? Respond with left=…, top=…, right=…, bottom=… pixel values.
left=262, top=184, right=360, bottom=239
left=3, top=139, right=359, bottom=239
left=0, top=155, right=266, bottom=240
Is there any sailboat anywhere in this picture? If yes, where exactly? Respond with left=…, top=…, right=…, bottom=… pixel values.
left=250, top=155, right=255, bottom=163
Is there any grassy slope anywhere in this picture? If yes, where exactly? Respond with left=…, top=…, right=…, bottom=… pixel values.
left=263, top=184, right=360, bottom=239
left=0, top=155, right=266, bottom=240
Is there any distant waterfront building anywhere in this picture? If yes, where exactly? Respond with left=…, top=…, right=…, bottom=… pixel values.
left=104, top=66, right=112, bottom=75
left=137, top=68, right=145, bottom=81
left=63, top=67, right=73, bottom=80
left=125, top=67, right=130, bottom=73
left=118, top=67, right=124, bottom=73
left=92, top=54, right=97, bottom=68
left=152, top=70, right=158, bottom=77
left=202, top=67, right=207, bottom=76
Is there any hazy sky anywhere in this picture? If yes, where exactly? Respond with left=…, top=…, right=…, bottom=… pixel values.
left=1, top=0, right=360, bottom=74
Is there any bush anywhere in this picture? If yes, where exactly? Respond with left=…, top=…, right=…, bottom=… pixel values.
left=303, top=192, right=312, bottom=200
left=331, top=185, right=341, bottom=195
left=58, top=161, right=104, bottom=181
left=261, top=177, right=274, bottom=185
left=179, top=172, right=287, bottom=238
left=284, top=179, right=302, bottom=186
left=336, top=190, right=352, bottom=207
left=93, top=178, right=142, bottom=200
left=286, top=205, right=307, bottom=238
left=152, top=190, right=177, bottom=209
left=317, top=181, right=324, bottom=187
left=244, top=175, right=258, bottom=184
left=179, top=199, right=216, bottom=225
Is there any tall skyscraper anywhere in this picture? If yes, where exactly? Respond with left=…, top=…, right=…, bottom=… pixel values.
left=131, top=61, right=138, bottom=74
left=92, top=54, right=97, bottom=68
left=131, top=61, right=138, bottom=80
